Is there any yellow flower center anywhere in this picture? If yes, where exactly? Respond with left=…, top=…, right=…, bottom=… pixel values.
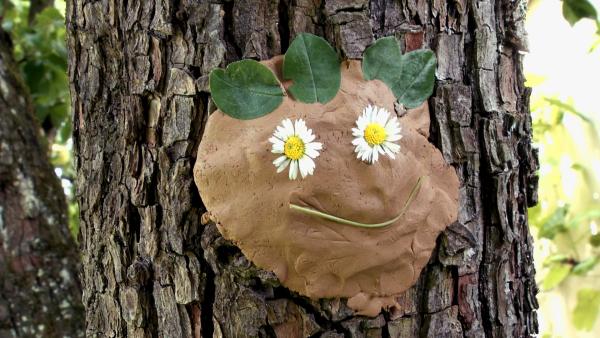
left=364, top=123, right=387, bottom=146
left=284, top=135, right=305, bottom=160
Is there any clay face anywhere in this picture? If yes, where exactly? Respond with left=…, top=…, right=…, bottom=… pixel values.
left=193, top=56, right=459, bottom=316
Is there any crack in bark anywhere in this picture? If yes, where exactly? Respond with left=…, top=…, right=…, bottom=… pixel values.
left=198, top=234, right=216, bottom=338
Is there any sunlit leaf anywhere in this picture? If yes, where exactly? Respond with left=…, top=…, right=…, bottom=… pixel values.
left=538, top=205, right=569, bottom=239
left=568, top=209, right=600, bottom=228
left=528, top=204, right=542, bottom=224
left=573, top=289, right=600, bottom=331
left=562, top=0, right=598, bottom=26
left=524, top=72, right=547, bottom=87
left=542, top=263, right=572, bottom=290
left=544, top=98, right=594, bottom=125
left=573, top=256, right=599, bottom=275
left=543, top=254, right=570, bottom=266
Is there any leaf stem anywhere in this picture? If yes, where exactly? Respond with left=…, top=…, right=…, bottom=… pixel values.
left=289, top=176, right=425, bottom=228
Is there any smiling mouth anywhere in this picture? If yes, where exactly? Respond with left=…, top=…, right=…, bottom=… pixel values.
left=289, top=176, right=424, bottom=228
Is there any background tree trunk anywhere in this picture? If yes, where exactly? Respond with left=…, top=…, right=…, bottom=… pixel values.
left=0, top=28, right=83, bottom=337
left=67, top=0, right=538, bottom=337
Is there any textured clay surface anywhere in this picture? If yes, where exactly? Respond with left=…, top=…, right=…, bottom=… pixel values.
left=194, top=56, right=459, bottom=316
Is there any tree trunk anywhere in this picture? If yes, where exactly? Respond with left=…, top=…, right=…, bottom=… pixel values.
left=0, top=28, right=83, bottom=337
left=67, top=0, right=538, bottom=337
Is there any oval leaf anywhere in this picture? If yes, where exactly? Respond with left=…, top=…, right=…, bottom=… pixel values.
left=362, top=36, right=402, bottom=84
left=283, top=33, right=341, bottom=104
left=210, top=60, right=284, bottom=120
left=363, top=37, right=437, bottom=109
left=393, top=50, right=437, bottom=108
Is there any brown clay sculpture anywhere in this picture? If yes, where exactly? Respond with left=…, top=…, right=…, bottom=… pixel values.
left=193, top=35, right=459, bottom=316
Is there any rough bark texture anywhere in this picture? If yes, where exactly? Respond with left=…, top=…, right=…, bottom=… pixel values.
left=67, top=0, right=538, bottom=337
left=0, top=28, right=84, bottom=337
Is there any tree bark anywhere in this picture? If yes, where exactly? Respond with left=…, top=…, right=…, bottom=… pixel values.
left=0, top=28, right=83, bottom=337
left=67, top=0, right=538, bottom=337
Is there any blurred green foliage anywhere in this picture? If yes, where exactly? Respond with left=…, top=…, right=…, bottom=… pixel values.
left=2, top=0, right=70, bottom=142
left=529, top=91, right=600, bottom=331
left=526, top=2, right=600, bottom=334
left=1, top=0, right=77, bottom=237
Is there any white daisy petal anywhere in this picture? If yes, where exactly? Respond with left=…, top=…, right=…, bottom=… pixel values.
left=303, top=130, right=316, bottom=143
left=384, top=141, right=401, bottom=153
left=387, top=134, right=402, bottom=142
left=310, top=142, right=322, bottom=150
left=385, top=116, right=399, bottom=127
left=362, top=148, right=372, bottom=162
left=295, top=119, right=307, bottom=137
left=276, top=158, right=291, bottom=173
left=381, top=144, right=397, bottom=159
left=282, top=119, right=295, bottom=137
left=380, top=108, right=390, bottom=125
left=356, top=116, right=367, bottom=130
left=305, top=143, right=321, bottom=158
left=358, top=138, right=369, bottom=150
left=270, top=137, right=285, bottom=153
left=299, top=156, right=314, bottom=178
left=273, top=155, right=288, bottom=167
left=273, top=126, right=286, bottom=140
left=387, top=121, right=402, bottom=136
left=372, top=146, right=380, bottom=163
left=307, top=157, right=316, bottom=175
left=289, top=160, right=299, bottom=180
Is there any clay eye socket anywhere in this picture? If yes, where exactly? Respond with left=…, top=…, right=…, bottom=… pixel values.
left=351, top=105, right=403, bottom=164
left=269, top=118, right=323, bottom=180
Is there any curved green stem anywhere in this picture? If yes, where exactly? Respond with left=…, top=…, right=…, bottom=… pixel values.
left=289, top=176, right=425, bottom=228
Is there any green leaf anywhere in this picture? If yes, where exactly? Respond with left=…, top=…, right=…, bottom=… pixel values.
left=573, top=289, right=600, bottom=331
left=538, top=205, right=569, bottom=239
left=544, top=254, right=570, bottom=266
left=568, top=209, right=600, bottom=228
left=544, top=98, right=594, bottom=124
left=362, top=36, right=402, bottom=84
left=573, top=256, right=599, bottom=275
left=362, top=37, right=436, bottom=108
left=209, top=60, right=284, bottom=120
left=393, top=50, right=437, bottom=108
left=563, top=0, right=598, bottom=26
left=282, top=33, right=341, bottom=104
left=542, top=263, right=572, bottom=290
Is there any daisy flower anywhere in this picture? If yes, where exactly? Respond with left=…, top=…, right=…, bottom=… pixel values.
left=352, top=105, right=402, bottom=164
left=269, top=119, right=323, bottom=180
